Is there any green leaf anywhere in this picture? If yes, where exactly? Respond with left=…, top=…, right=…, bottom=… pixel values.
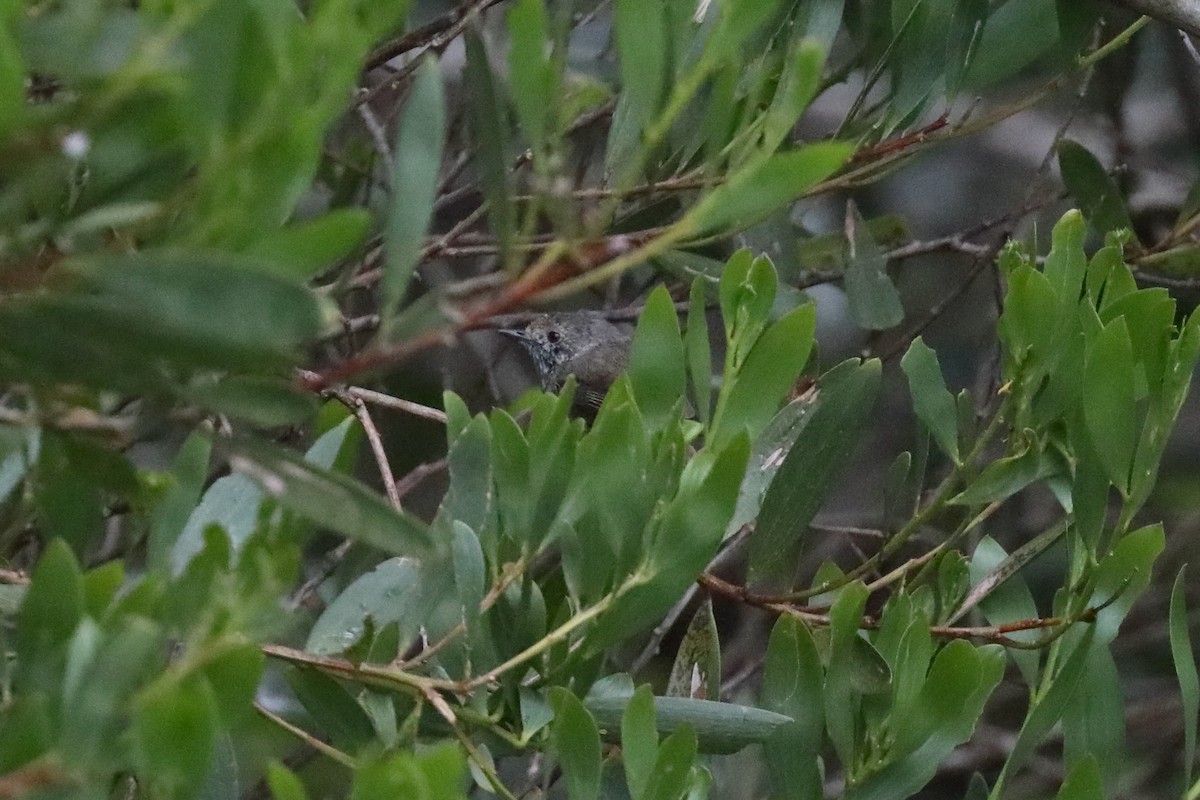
left=288, top=669, right=376, bottom=755
left=824, top=581, right=869, bottom=766
left=686, top=279, right=714, bottom=424
left=749, top=359, right=880, bottom=584
left=1083, top=317, right=1138, bottom=495
left=307, top=557, right=432, bottom=656
left=1043, top=209, right=1088, bottom=303
left=643, top=726, right=698, bottom=800
left=761, top=39, right=824, bottom=153
left=629, top=286, right=688, bottom=429
left=150, top=431, right=213, bottom=572
left=187, top=375, right=318, bottom=426
left=962, top=0, right=1059, bottom=89
left=507, top=0, right=556, bottom=152
left=551, top=688, right=602, bottom=800
left=223, top=435, right=440, bottom=558
left=761, top=617, right=824, bottom=800
left=1057, top=755, right=1102, bottom=800
left=18, top=539, right=85, bottom=669
left=1062, top=642, right=1124, bottom=792
left=1090, top=523, right=1164, bottom=644
left=623, top=686, right=659, bottom=799
left=1173, top=568, right=1199, bottom=794
left=382, top=57, right=445, bottom=325
left=133, top=678, right=219, bottom=791
left=690, top=142, right=853, bottom=233
left=949, top=444, right=1059, bottom=506
left=966, top=537, right=1040, bottom=685
left=588, top=433, right=749, bottom=647
left=266, top=762, right=310, bottom=800
left=844, top=200, right=904, bottom=330
left=350, top=743, right=467, bottom=800
left=466, top=30, right=516, bottom=268
left=586, top=676, right=793, bottom=754
left=246, top=209, right=372, bottom=280
left=711, top=303, right=816, bottom=448
left=666, top=600, right=721, bottom=700
left=900, top=338, right=960, bottom=464
left=615, top=0, right=668, bottom=132
left=1057, top=139, right=1133, bottom=238
left=1001, top=628, right=1095, bottom=787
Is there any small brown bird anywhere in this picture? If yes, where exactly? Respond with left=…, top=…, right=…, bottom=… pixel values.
left=500, top=312, right=630, bottom=419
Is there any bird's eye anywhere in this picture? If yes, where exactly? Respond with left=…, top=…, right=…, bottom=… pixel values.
left=546, top=330, right=561, bottom=344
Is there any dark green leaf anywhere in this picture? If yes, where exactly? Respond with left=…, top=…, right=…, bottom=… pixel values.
left=466, top=30, right=515, bottom=268
left=749, top=359, right=880, bottom=584
left=551, top=688, right=602, bottom=800
left=586, top=675, right=793, bottom=754
left=1062, top=642, right=1124, bottom=792
left=224, top=435, right=439, bottom=558
left=1058, top=139, right=1133, bottom=238
left=615, top=0, right=667, bottom=132
left=246, top=209, right=372, bottom=280
left=686, top=279, right=714, bottom=424
left=1172, top=568, right=1199, bottom=794
left=1057, top=755, right=1102, bottom=800
left=900, top=338, right=960, bottom=464
left=761, top=39, right=824, bottom=153
left=1083, top=317, right=1138, bottom=495
left=307, top=557, right=432, bottom=656
left=507, top=0, right=556, bottom=151
left=288, top=669, right=376, bottom=755
left=18, top=539, right=84, bottom=666
left=133, top=678, right=219, bottom=790
left=690, top=142, right=853, bottom=233
left=844, top=200, right=904, bottom=330
left=382, top=57, right=445, bottom=324
left=187, top=375, right=317, bottom=426
left=762, top=617, right=824, bottom=800
left=629, top=286, right=688, bottom=429
left=711, top=303, right=816, bottom=448
left=962, top=0, right=1059, bottom=89
left=642, top=726, right=697, bottom=800
left=622, top=685, right=659, bottom=799
left=150, top=430, right=213, bottom=572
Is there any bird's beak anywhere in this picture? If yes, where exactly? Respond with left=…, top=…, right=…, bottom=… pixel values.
left=498, top=328, right=528, bottom=341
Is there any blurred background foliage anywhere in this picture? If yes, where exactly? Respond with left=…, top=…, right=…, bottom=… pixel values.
left=4, top=0, right=1200, bottom=798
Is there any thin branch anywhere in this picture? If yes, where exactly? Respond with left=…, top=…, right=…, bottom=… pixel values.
left=351, top=398, right=402, bottom=510
left=254, top=702, right=357, bottom=769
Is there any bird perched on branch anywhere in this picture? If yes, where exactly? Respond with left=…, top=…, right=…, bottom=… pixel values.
left=500, top=312, right=630, bottom=420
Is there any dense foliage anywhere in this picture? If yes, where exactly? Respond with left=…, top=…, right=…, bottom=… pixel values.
left=2, top=1, right=1199, bottom=799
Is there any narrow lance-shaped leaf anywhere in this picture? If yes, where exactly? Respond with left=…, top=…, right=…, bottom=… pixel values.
left=614, top=0, right=667, bottom=133
left=1057, top=139, right=1133, bottom=238
left=689, top=142, right=853, bottom=234
left=749, top=359, right=880, bottom=585
left=623, top=686, right=659, bottom=799
left=1171, top=568, right=1199, bottom=794
left=901, top=337, right=960, bottom=464
left=1083, top=317, right=1138, bottom=495
left=382, top=57, right=445, bottom=328
left=466, top=30, right=517, bottom=270
left=629, top=286, right=688, bottom=430
left=760, top=39, right=824, bottom=154
left=507, top=0, right=556, bottom=153
left=550, top=689, right=602, bottom=800
left=844, top=200, right=904, bottom=330
left=686, top=278, right=713, bottom=424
